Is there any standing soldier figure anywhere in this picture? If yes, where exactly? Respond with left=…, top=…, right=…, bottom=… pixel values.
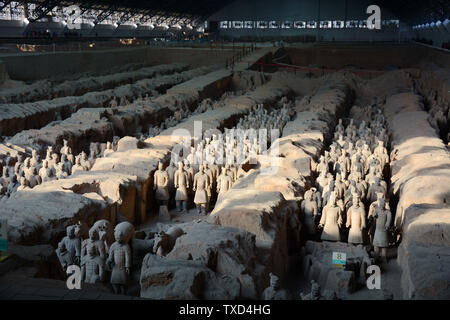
left=174, top=162, right=189, bottom=213
left=193, top=166, right=210, bottom=215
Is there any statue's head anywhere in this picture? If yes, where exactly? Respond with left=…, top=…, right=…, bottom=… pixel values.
left=353, top=193, right=360, bottom=206
left=178, top=162, right=183, bottom=170
left=329, top=192, right=337, bottom=206
left=311, top=280, right=321, bottom=298
left=377, top=194, right=385, bottom=207
left=269, top=273, right=280, bottom=290
left=89, top=227, right=99, bottom=241
left=158, top=161, right=163, bottom=171
left=67, top=225, right=75, bottom=238
left=114, top=229, right=125, bottom=244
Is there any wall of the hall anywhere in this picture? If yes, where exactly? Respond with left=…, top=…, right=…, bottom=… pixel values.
left=0, top=46, right=235, bottom=81
left=414, top=29, right=450, bottom=48
left=208, top=0, right=406, bottom=41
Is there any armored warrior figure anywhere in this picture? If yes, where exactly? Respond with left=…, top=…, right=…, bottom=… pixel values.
left=302, top=189, right=319, bottom=237
left=154, top=162, right=170, bottom=207
left=166, top=161, right=177, bottom=206
left=319, top=192, right=343, bottom=242
left=103, top=142, right=115, bottom=157
left=107, top=227, right=131, bottom=295
left=17, top=177, right=29, bottom=191
left=216, top=167, right=233, bottom=200
left=55, top=162, right=68, bottom=180
left=6, top=175, right=19, bottom=195
left=174, top=162, right=189, bottom=213
left=61, top=139, right=72, bottom=156
left=193, top=166, right=209, bottom=215
left=28, top=167, right=41, bottom=188
left=39, top=160, right=53, bottom=182
left=300, top=280, right=322, bottom=300
left=369, top=196, right=392, bottom=261
left=263, top=273, right=289, bottom=300
left=346, top=193, right=366, bottom=244
left=81, top=244, right=105, bottom=284
left=57, top=225, right=81, bottom=268
left=71, top=157, right=85, bottom=175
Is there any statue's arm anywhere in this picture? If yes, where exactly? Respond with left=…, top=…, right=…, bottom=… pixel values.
left=361, top=210, right=367, bottom=229
left=319, top=208, right=326, bottom=226
left=346, top=208, right=352, bottom=227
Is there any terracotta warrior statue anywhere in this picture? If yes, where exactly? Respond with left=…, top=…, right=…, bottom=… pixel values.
left=346, top=193, right=366, bottom=245
left=216, top=167, right=233, bottom=200
left=81, top=243, right=105, bottom=284
left=174, top=162, right=189, bottom=213
left=319, top=192, right=343, bottom=242
left=300, top=280, right=321, bottom=300
left=107, top=224, right=132, bottom=295
left=61, top=139, right=72, bottom=156
left=56, top=225, right=81, bottom=268
left=193, top=165, right=209, bottom=215
left=153, top=161, right=169, bottom=208
left=71, top=157, right=86, bottom=175
left=39, top=160, right=53, bottom=183
left=103, top=141, right=115, bottom=157
left=81, top=227, right=106, bottom=262
left=369, top=196, right=392, bottom=261
left=301, top=189, right=319, bottom=237
left=263, top=273, right=289, bottom=300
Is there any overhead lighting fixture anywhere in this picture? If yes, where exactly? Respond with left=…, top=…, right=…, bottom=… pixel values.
left=23, top=18, right=29, bottom=25
left=443, top=19, right=450, bottom=32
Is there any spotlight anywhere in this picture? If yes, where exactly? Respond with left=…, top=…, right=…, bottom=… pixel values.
left=23, top=18, right=29, bottom=25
